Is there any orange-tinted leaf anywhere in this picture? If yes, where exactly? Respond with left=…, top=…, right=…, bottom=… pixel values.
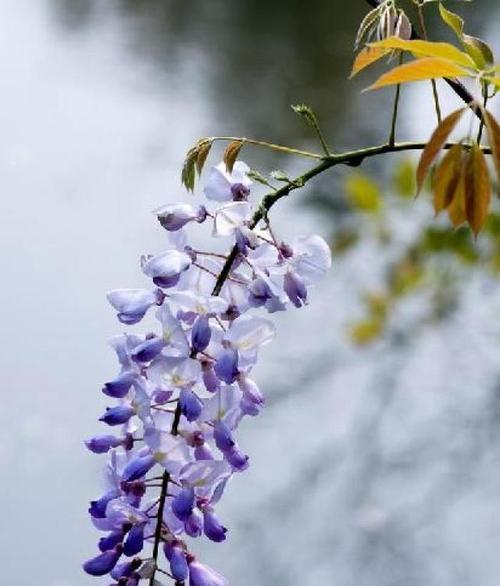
left=370, top=37, right=474, bottom=68
left=350, top=46, right=391, bottom=78
left=416, top=108, right=465, bottom=194
left=196, top=139, right=212, bottom=175
left=464, top=144, right=492, bottom=235
left=484, top=111, right=500, bottom=178
left=432, top=144, right=463, bottom=213
left=448, top=169, right=467, bottom=228
left=367, top=57, right=469, bottom=91
left=224, top=140, right=244, bottom=173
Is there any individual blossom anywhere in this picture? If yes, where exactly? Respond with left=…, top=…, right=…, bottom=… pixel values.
left=107, top=288, right=164, bottom=325
left=155, top=202, right=207, bottom=231
left=204, top=161, right=252, bottom=202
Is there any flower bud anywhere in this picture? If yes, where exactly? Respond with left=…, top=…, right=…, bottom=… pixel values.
left=171, top=486, right=195, bottom=522
left=99, top=405, right=134, bottom=426
left=83, top=546, right=122, bottom=576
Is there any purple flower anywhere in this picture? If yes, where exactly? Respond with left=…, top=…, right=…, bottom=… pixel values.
left=179, top=389, right=203, bottom=422
left=89, top=489, right=120, bottom=519
left=171, top=486, right=195, bottom=522
left=188, top=560, right=228, bottom=586
left=202, top=509, right=227, bottom=543
left=98, top=531, right=124, bottom=552
left=225, top=446, right=249, bottom=471
left=238, top=376, right=264, bottom=407
left=123, top=524, right=144, bottom=557
left=164, top=542, right=189, bottom=582
left=122, top=454, right=156, bottom=482
left=85, top=435, right=123, bottom=454
left=99, top=405, right=135, bottom=426
left=191, top=314, right=212, bottom=353
left=155, top=202, right=206, bottom=231
left=184, top=511, right=203, bottom=537
left=213, top=420, right=235, bottom=453
left=107, top=289, right=162, bottom=325
left=204, top=161, right=252, bottom=202
left=83, top=546, right=122, bottom=576
left=142, top=250, right=192, bottom=288
left=102, top=371, right=136, bottom=399
left=110, top=558, right=141, bottom=580
left=130, top=336, right=166, bottom=363
left=214, top=348, right=239, bottom=384
left=283, top=270, right=308, bottom=308
left=88, top=155, right=332, bottom=583
left=202, top=362, right=221, bottom=393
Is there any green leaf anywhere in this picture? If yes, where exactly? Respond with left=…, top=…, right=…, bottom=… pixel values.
left=181, top=145, right=198, bottom=192
left=438, top=4, right=464, bottom=38
left=462, top=35, right=494, bottom=69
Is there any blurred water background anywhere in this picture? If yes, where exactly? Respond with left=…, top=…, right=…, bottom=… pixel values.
left=1, top=1, right=500, bottom=585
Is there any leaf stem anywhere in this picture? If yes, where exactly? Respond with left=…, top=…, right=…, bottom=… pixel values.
left=388, top=54, right=403, bottom=147
left=477, top=82, right=489, bottom=143
left=416, top=2, right=442, bottom=123
left=210, top=136, right=323, bottom=160
left=211, top=140, right=492, bottom=295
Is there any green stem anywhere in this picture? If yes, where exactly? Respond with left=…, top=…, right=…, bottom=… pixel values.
left=477, top=82, right=489, bottom=143
left=388, top=54, right=403, bottom=147
left=416, top=3, right=442, bottom=123
left=310, top=119, right=331, bottom=157
left=210, top=136, right=323, bottom=160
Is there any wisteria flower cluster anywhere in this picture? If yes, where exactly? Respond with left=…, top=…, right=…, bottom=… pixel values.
left=84, top=159, right=332, bottom=585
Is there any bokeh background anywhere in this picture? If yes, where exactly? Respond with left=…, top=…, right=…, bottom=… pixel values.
left=2, top=1, right=500, bottom=585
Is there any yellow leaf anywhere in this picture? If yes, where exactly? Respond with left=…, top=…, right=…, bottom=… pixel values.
left=432, top=144, right=464, bottom=213
left=350, top=46, right=391, bottom=78
left=349, top=318, right=384, bottom=346
left=464, top=144, right=492, bottom=235
left=488, top=77, right=500, bottom=90
left=369, top=37, right=475, bottom=68
left=416, top=108, right=465, bottom=194
left=367, top=57, right=469, bottom=91
left=345, top=173, right=382, bottom=212
left=484, top=111, right=500, bottom=178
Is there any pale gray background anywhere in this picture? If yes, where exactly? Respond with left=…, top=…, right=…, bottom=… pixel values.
left=1, top=1, right=500, bottom=585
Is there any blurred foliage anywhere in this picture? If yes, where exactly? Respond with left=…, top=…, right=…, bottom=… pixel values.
left=310, top=157, right=500, bottom=346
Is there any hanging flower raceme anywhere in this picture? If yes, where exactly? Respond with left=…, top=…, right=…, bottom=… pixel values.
left=84, top=156, right=332, bottom=585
